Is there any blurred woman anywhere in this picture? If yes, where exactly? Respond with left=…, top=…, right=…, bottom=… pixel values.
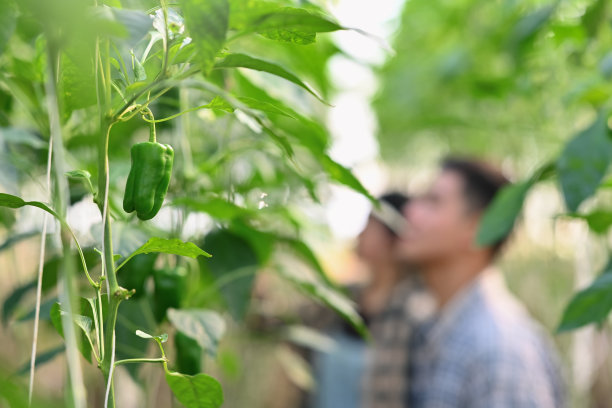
left=310, top=192, right=424, bottom=408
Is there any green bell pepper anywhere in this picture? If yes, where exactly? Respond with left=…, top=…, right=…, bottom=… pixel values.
left=123, top=142, right=174, bottom=220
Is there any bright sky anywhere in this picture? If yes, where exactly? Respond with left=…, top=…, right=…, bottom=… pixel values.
left=323, top=0, right=406, bottom=240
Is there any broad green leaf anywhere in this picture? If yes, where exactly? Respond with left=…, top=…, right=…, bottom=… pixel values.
left=117, top=237, right=211, bottom=271
left=50, top=302, right=93, bottom=363
left=2, top=282, right=36, bottom=324
left=167, top=309, right=226, bottom=357
left=229, top=2, right=343, bottom=44
left=233, top=72, right=329, bottom=152
left=111, top=8, right=152, bottom=48
left=249, top=7, right=343, bottom=34
left=165, top=371, right=223, bottom=408
left=582, top=0, right=608, bottom=38
left=60, top=49, right=96, bottom=116
left=249, top=7, right=343, bottom=45
left=558, top=268, right=612, bottom=332
left=16, top=298, right=57, bottom=324
left=200, top=229, right=259, bottom=320
left=320, top=155, right=375, bottom=203
left=16, top=345, right=64, bottom=376
left=214, top=53, right=328, bottom=104
left=180, top=0, right=229, bottom=75
left=557, top=114, right=612, bottom=212
left=476, top=181, right=532, bottom=247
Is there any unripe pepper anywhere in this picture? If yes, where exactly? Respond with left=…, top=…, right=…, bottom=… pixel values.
left=123, top=141, right=174, bottom=220
left=153, top=266, right=187, bottom=322
left=175, top=331, right=202, bottom=375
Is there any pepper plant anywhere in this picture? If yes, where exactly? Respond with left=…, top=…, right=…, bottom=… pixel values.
left=0, top=0, right=372, bottom=406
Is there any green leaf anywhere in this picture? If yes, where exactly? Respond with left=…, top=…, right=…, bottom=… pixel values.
left=558, top=267, right=612, bottom=332
left=237, top=96, right=297, bottom=119
left=281, top=238, right=335, bottom=287
left=569, top=210, right=612, bottom=235
left=557, top=114, right=612, bottom=212
left=508, top=4, right=556, bottom=54
left=117, top=237, right=211, bottom=271
left=66, top=169, right=95, bottom=194
left=49, top=302, right=94, bottom=363
left=180, top=0, right=229, bottom=75
left=280, top=269, right=367, bottom=339
left=133, top=54, right=147, bottom=81
left=0, top=193, right=60, bottom=220
left=135, top=329, right=168, bottom=343
left=66, top=170, right=91, bottom=179
left=60, top=48, right=96, bottom=116
left=320, top=155, right=375, bottom=203
left=230, top=3, right=344, bottom=44
left=165, top=371, right=224, bottom=408
left=214, top=53, right=328, bottom=104
left=199, top=229, right=259, bottom=320
left=167, top=309, right=226, bottom=357
left=476, top=181, right=532, bottom=247
left=16, top=345, right=64, bottom=376
left=206, top=95, right=235, bottom=113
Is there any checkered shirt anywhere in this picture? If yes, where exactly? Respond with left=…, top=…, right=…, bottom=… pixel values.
left=406, top=269, right=567, bottom=408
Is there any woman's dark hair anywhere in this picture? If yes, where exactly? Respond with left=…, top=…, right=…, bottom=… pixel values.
left=376, top=192, right=410, bottom=237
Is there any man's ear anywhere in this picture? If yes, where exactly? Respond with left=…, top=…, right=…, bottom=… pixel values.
left=465, top=211, right=483, bottom=248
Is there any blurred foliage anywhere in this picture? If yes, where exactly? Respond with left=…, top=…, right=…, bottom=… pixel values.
left=0, top=0, right=371, bottom=405
left=375, top=0, right=612, bottom=171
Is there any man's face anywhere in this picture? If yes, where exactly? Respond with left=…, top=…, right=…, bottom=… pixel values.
left=397, top=170, right=480, bottom=265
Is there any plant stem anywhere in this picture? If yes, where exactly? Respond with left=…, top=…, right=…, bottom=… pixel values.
left=45, top=41, right=87, bottom=408
left=114, top=357, right=167, bottom=366
left=96, top=36, right=126, bottom=408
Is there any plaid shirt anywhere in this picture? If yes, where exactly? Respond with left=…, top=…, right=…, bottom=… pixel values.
left=362, top=277, right=434, bottom=408
left=407, top=269, right=566, bottom=408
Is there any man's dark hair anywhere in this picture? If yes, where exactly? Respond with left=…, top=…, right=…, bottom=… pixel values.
left=441, top=157, right=510, bottom=255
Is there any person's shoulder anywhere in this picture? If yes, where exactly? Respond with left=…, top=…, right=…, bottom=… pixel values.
left=449, top=274, right=546, bottom=357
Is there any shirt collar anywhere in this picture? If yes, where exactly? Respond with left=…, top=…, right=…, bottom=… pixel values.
left=416, top=266, right=507, bottom=347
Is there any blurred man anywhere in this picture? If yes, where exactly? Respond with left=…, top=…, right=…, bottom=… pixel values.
left=398, top=158, right=565, bottom=408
